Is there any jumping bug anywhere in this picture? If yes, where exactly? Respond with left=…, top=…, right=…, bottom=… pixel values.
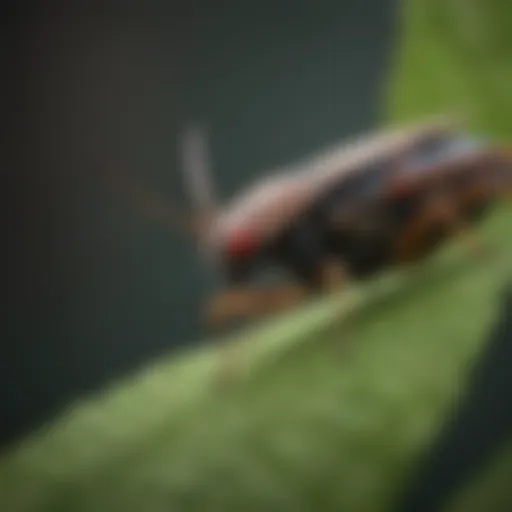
left=200, top=118, right=512, bottom=328
left=99, top=115, right=511, bottom=331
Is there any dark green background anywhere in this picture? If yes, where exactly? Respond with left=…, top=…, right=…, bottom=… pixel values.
left=4, top=0, right=397, bottom=445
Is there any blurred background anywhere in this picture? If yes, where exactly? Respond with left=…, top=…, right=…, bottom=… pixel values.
left=3, top=1, right=512, bottom=511
left=4, top=0, right=397, bottom=446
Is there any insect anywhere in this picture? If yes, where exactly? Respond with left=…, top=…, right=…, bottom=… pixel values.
left=100, top=115, right=512, bottom=333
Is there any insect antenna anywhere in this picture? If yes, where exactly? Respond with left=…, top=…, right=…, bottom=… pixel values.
left=180, top=123, right=224, bottom=272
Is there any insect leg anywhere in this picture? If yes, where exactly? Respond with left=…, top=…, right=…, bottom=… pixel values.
left=317, top=258, right=350, bottom=294
left=279, top=216, right=354, bottom=333
left=205, top=283, right=310, bottom=387
left=205, top=280, right=313, bottom=331
left=205, top=287, right=273, bottom=387
left=204, top=287, right=268, bottom=328
left=428, top=193, right=487, bottom=259
left=394, top=190, right=486, bottom=264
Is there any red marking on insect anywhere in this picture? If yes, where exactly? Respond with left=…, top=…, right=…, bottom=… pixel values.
left=224, top=228, right=258, bottom=260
